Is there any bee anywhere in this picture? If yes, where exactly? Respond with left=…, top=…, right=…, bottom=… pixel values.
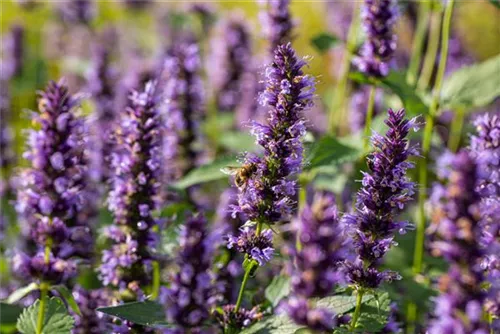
left=221, top=163, right=257, bottom=190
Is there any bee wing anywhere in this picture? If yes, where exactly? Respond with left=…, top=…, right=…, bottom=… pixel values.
left=220, top=166, right=239, bottom=175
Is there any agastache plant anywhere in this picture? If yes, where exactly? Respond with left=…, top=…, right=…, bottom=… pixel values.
left=470, top=113, right=500, bottom=323
left=342, top=108, right=419, bottom=330
left=99, top=81, right=162, bottom=330
left=427, top=151, right=490, bottom=333
left=260, top=0, right=294, bottom=52
left=71, top=285, right=111, bottom=334
left=57, top=0, right=95, bottom=25
left=209, top=15, right=252, bottom=114
left=163, top=37, right=205, bottom=180
left=227, top=43, right=315, bottom=324
left=353, top=0, right=398, bottom=78
left=285, top=193, right=351, bottom=332
left=164, top=214, right=221, bottom=332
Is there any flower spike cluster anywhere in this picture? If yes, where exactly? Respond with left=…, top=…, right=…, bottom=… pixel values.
left=99, top=81, right=162, bottom=300
left=209, top=15, right=252, bottom=113
left=427, top=151, right=490, bottom=333
left=342, top=109, right=419, bottom=289
left=353, top=0, right=398, bottom=77
left=14, top=80, right=93, bottom=284
left=285, top=193, right=351, bottom=332
left=163, top=38, right=205, bottom=179
left=470, top=113, right=500, bottom=320
left=230, top=43, right=314, bottom=265
left=164, top=214, right=221, bottom=331
left=260, top=0, right=295, bottom=52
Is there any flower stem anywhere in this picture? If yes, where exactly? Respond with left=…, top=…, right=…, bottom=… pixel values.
left=36, top=284, right=48, bottom=334
left=410, top=0, right=455, bottom=328
left=151, top=261, right=160, bottom=300
left=363, top=85, right=377, bottom=152
left=448, top=107, right=465, bottom=152
left=417, top=8, right=443, bottom=92
left=328, top=3, right=360, bottom=135
left=349, top=290, right=364, bottom=331
left=234, top=262, right=254, bottom=312
left=406, top=2, right=430, bottom=86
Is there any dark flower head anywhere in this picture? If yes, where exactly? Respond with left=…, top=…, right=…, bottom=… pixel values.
left=215, top=304, right=263, bottom=330
left=353, top=0, right=398, bottom=77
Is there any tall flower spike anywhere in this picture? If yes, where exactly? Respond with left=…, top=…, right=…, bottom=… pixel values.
left=285, top=192, right=351, bottom=331
left=230, top=43, right=314, bottom=264
left=14, top=80, right=93, bottom=284
left=427, top=151, right=490, bottom=333
left=260, top=0, right=294, bottom=52
left=209, top=14, right=252, bottom=113
left=342, top=109, right=419, bottom=289
left=57, top=0, right=96, bottom=25
left=71, top=286, right=111, bottom=334
left=163, top=37, right=205, bottom=180
left=0, top=80, right=14, bottom=196
left=87, top=40, right=118, bottom=182
left=470, top=113, right=500, bottom=321
left=353, top=0, right=398, bottom=77
left=99, top=81, right=162, bottom=303
left=164, top=214, right=221, bottom=331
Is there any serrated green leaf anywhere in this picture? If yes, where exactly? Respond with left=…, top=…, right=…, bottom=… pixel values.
left=51, top=285, right=81, bottom=316
left=172, top=155, right=237, bottom=189
left=355, top=292, right=391, bottom=332
left=0, top=302, right=23, bottom=326
left=311, top=32, right=341, bottom=53
left=7, top=282, right=39, bottom=304
left=265, top=275, right=291, bottom=308
left=17, top=297, right=74, bottom=334
left=350, top=71, right=429, bottom=117
left=239, top=314, right=304, bottom=334
left=315, top=294, right=373, bottom=315
left=218, top=131, right=256, bottom=152
left=305, top=135, right=363, bottom=171
left=96, top=301, right=169, bottom=327
left=440, top=54, right=500, bottom=111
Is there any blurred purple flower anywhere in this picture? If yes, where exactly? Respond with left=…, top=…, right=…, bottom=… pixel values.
left=215, top=304, right=263, bottom=330
left=57, top=0, right=96, bottom=25
left=71, top=286, right=112, bottom=334
left=260, top=0, right=294, bottom=52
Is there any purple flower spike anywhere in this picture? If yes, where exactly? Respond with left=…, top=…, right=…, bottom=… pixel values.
left=215, top=304, right=263, bottom=330
left=260, top=0, right=295, bottom=52
left=232, top=43, right=314, bottom=227
left=162, top=37, right=204, bottom=179
left=227, top=227, right=274, bottom=266
left=342, top=109, right=419, bottom=289
left=57, top=0, right=96, bottom=25
left=209, top=14, right=252, bottom=113
left=427, top=151, right=490, bottom=333
left=164, top=214, right=221, bottom=331
left=99, top=81, right=162, bottom=299
left=14, top=80, right=95, bottom=284
left=71, top=286, right=112, bottom=334
left=353, top=0, right=398, bottom=77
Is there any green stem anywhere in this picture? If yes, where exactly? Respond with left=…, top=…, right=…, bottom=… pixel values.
left=448, top=107, right=465, bottom=152
left=296, top=185, right=307, bottom=252
left=151, top=261, right=160, bottom=300
left=349, top=290, right=364, bottom=331
left=234, top=262, right=254, bottom=312
left=363, top=85, right=377, bottom=152
left=417, top=10, right=442, bottom=92
left=410, top=0, right=455, bottom=327
left=328, top=3, right=360, bottom=134
left=406, top=2, right=430, bottom=86
left=36, top=284, right=48, bottom=334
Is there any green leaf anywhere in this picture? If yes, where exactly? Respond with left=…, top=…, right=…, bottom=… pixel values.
left=7, top=282, right=39, bottom=304
left=96, top=301, right=169, bottom=327
left=355, top=292, right=391, bottom=332
left=0, top=302, right=23, bottom=326
left=311, top=32, right=341, bottom=53
left=315, top=294, right=373, bottom=315
left=440, top=54, right=500, bottom=111
left=488, top=0, right=500, bottom=9
left=350, top=71, right=429, bottom=117
left=17, top=297, right=74, bottom=334
left=265, top=275, right=291, bottom=308
left=51, top=285, right=81, bottom=316
left=172, top=155, right=237, bottom=189
left=218, top=131, right=256, bottom=152
left=239, top=314, right=304, bottom=334
left=305, top=135, right=363, bottom=171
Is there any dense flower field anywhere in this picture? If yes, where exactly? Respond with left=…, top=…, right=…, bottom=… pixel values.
left=1, top=1, right=500, bottom=333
